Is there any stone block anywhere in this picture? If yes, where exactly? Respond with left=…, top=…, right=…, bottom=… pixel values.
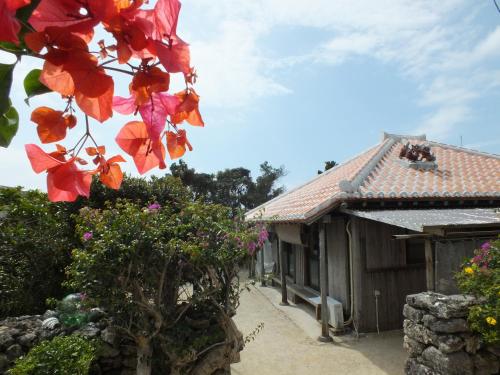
left=435, top=335, right=464, bottom=354
left=429, top=295, right=478, bottom=319
left=404, top=358, right=438, bottom=375
left=6, top=344, right=23, bottom=361
left=18, top=332, right=37, bottom=348
left=0, top=332, right=14, bottom=350
left=404, top=335, right=426, bottom=357
left=404, top=319, right=438, bottom=345
left=403, top=305, right=425, bottom=323
left=421, top=346, right=473, bottom=375
left=422, top=315, right=469, bottom=334
left=406, top=292, right=441, bottom=310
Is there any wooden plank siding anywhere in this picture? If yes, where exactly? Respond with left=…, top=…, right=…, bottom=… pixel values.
left=294, top=244, right=306, bottom=287
left=351, top=217, right=426, bottom=332
left=434, top=238, right=492, bottom=294
left=326, top=218, right=350, bottom=316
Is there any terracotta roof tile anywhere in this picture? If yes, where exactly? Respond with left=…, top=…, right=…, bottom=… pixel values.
left=246, top=134, right=500, bottom=223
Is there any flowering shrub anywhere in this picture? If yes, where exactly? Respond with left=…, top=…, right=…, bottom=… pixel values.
left=456, top=238, right=500, bottom=345
left=66, top=200, right=263, bottom=374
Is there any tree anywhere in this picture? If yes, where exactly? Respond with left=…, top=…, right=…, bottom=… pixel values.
left=170, top=160, right=286, bottom=212
left=317, top=160, right=338, bottom=174
left=0, top=0, right=203, bottom=202
left=67, top=199, right=263, bottom=374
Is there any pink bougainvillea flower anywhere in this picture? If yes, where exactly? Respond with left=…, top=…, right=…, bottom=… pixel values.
left=113, top=92, right=180, bottom=140
left=247, top=241, right=257, bottom=256
left=83, top=231, right=93, bottom=241
left=148, top=202, right=161, bottom=211
left=481, top=242, right=491, bottom=251
left=0, top=0, right=31, bottom=45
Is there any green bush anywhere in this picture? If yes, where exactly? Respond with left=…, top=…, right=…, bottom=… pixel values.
left=456, top=238, right=500, bottom=345
left=0, top=187, right=75, bottom=318
left=9, top=335, right=97, bottom=375
left=66, top=198, right=261, bottom=373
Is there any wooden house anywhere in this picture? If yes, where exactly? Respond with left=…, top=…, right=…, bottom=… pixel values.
left=246, top=133, right=500, bottom=339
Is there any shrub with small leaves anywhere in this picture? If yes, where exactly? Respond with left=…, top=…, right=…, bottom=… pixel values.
left=456, top=238, right=500, bottom=345
left=8, top=335, right=97, bottom=375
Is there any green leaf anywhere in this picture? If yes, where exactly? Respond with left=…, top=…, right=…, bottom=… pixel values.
left=24, top=69, right=51, bottom=104
left=0, top=63, right=15, bottom=116
left=0, top=41, right=23, bottom=54
left=0, top=105, right=19, bottom=148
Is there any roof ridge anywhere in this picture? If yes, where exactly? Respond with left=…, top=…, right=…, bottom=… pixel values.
left=426, top=140, right=500, bottom=160
left=245, top=140, right=388, bottom=219
left=338, top=137, right=397, bottom=193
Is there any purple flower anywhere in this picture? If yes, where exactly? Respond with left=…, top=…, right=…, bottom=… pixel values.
left=258, top=228, right=269, bottom=242
left=247, top=241, right=257, bottom=255
left=83, top=232, right=93, bottom=241
left=148, top=203, right=161, bottom=212
left=481, top=242, right=491, bottom=251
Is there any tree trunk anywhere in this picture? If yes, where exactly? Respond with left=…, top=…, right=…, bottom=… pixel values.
left=136, top=337, right=153, bottom=375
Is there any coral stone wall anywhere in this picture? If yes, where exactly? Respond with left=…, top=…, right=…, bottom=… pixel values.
left=403, top=292, right=499, bottom=375
left=0, top=311, right=137, bottom=375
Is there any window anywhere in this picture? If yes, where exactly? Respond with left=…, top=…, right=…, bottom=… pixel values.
left=406, top=239, right=426, bottom=265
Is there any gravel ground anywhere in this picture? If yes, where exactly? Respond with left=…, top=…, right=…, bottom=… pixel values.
left=231, top=282, right=406, bottom=375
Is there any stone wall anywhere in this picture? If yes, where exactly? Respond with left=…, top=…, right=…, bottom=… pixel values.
left=403, top=292, right=499, bottom=375
left=0, top=311, right=136, bottom=375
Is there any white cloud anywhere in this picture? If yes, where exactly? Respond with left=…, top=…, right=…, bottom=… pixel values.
left=183, top=0, right=500, bottom=140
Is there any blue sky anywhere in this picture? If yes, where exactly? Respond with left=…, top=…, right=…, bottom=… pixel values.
left=1, top=0, right=500, bottom=191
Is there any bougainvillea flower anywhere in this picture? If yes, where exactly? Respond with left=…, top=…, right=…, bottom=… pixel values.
left=153, top=0, right=181, bottom=39
left=25, top=27, right=114, bottom=122
left=130, top=67, right=170, bottom=106
left=166, top=129, right=192, bottom=159
left=28, top=0, right=118, bottom=42
left=31, top=107, right=76, bottom=143
left=153, top=39, right=191, bottom=74
left=83, top=231, right=93, bottom=241
left=113, top=92, right=179, bottom=140
left=0, top=0, right=30, bottom=44
left=25, top=144, right=91, bottom=202
left=171, top=89, right=204, bottom=126
left=115, top=121, right=166, bottom=174
left=97, top=155, right=126, bottom=189
left=148, top=202, right=161, bottom=212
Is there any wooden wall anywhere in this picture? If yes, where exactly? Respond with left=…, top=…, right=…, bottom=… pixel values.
left=326, top=218, right=350, bottom=315
left=435, top=238, right=490, bottom=294
left=350, top=217, right=426, bottom=332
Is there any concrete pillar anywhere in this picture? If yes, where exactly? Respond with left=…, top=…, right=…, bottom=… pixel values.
left=318, top=223, right=332, bottom=342
left=278, top=238, right=289, bottom=305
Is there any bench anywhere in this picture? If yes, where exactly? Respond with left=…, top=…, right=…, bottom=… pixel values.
left=271, top=278, right=344, bottom=329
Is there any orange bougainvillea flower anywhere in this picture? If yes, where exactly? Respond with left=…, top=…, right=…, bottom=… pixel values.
left=166, top=129, right=192, bottom=159
left=130, top=67, right=170, bottom=106
left=25, top=144, right=91, bottom=202
left=0, top=0, right=31, bottom=44
left=31, top=107, right=76, bottom=144
left=115, top=121, right=166, bottom=174
left=171, top=89, right=204, bottom=126
left=97, top=155, right=126, bottom=189
left=25, top=27, right=114, bottom=122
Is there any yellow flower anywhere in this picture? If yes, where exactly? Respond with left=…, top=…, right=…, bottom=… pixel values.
left=486, top=317, right=497, bottom=326
left=464, top=267, right=474, bottom=275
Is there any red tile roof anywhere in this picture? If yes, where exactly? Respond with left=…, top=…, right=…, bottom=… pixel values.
left=246, top=133, right=500, bottom=223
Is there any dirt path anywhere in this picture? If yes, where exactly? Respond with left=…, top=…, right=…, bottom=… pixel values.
left=231, top=282, right=406, bottom=375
